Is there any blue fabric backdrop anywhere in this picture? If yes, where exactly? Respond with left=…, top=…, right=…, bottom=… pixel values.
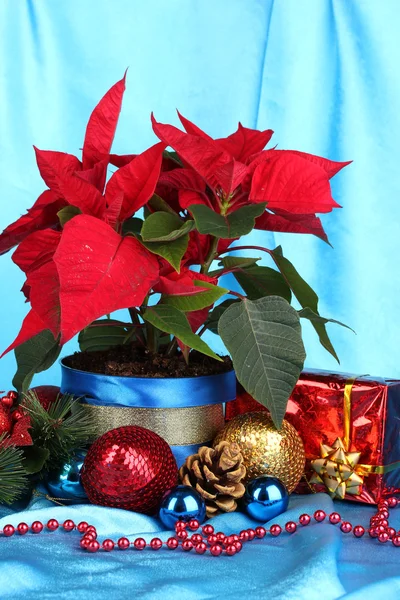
left=1, top=3, right=400, bottom=599
left=1, top=0, right=400, bottom=386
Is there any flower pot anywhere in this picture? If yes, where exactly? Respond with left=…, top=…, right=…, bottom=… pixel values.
left=60, top=358, right=236, bottom=466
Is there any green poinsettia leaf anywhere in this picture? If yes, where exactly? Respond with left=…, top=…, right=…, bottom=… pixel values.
left=142, top=234, right=189, bottom=272
left=206, top=299, right=238, bottom=334
left=190, top=203, right=266, bottom=239
left=78, top=320, right=132, bottom=352
left=13, top=330, right=61, bottom=393
left=57, top=206, right=82, bottom=227
left=220, top=256, right=261, bottom=269
left=163, top=150, right=183, bottom=166
left=210, top=256, right=261, bottom=278
left=233, top=265, right=292, bottom=302
left=122, top=217, right=144, bottom=236
left=143, top=304, right=222, bottom=361
left=148, top=193, right=179, bottom=215
left=21, top=446, right=50, bottom=475
left=298, top=307, right=355, bottom=332
left=218, top=296, right=306, bottom=428
left=271, top=246, right=343, bottom=362
left=162, top=280, right=228, bottom=312
left=141, top=212, right=194, bottom=242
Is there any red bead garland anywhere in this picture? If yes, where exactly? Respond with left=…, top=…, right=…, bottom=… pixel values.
left=1, top=497, right=399, bottom=556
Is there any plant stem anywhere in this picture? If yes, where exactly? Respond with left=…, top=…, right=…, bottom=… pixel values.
left=201, top=236, right=219, bottom=274
left=165, top=337, right=178, bottom=357
left=128, top=308, right=146, bottom=346
left=197, top=325, right=208, bottom=337
left=146, top=321, right=157, bottom=354
left=217, top=245, right=272, bottom=257
left=228, top=290, right=246, bottom=300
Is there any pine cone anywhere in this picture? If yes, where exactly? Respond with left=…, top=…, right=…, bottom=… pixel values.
left=179, top=441, right=246, bottom=517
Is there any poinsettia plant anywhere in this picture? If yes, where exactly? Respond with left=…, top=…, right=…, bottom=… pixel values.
left=0, top=74, right=351, bottom=427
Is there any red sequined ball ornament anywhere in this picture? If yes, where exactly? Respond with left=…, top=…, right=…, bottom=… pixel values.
left=81, top=426, right=178, bottom=514
left=30, top=385, right=61, bottom=411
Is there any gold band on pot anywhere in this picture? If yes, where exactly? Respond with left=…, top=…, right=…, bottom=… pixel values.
left=82, top=403, right=225, bottom=446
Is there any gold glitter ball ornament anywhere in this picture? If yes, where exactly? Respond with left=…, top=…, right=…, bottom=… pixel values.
left=213, top=412, right=305, bottom=493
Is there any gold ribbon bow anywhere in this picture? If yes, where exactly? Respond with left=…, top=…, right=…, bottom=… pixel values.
left=310, top=437, right=364, bottom=499
left=310, top=377, right=365, bottom=499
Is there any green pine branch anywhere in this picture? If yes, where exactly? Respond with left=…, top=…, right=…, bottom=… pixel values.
left=22, top=391, right=97, bottom=475
left=0, top=436, right=29, bottom=504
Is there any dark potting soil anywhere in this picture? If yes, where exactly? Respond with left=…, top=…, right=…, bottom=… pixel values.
left=63, top=345, right=232, bottom=378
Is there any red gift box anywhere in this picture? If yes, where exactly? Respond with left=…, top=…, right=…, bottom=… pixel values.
left=227, top=371, right=400, bottom=504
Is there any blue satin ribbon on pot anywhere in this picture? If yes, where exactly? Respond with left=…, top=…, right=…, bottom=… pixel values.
left=60, top=360, right=236, bottom=466
left=60, top=361, right=236, bottom=408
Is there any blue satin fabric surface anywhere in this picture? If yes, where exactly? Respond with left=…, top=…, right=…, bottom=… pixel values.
left=60, top=362, right=236, bottom=408
left=1, top=492, right=399, bottom=599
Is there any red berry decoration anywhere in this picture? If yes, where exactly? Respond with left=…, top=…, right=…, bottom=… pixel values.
left=118, top=537, right=130, bottom=550
left=11, top=410, right=24, bottom=422
left=103, top=539, right=115, bottom=551
left=87, top=541, right=100, bottom=553
left=181, top=540, right=193, bottom=551
left=47, top=519, right=59, bottom=531
left=314, top=510, right=326, bottom=522
left=195, top=542, right=207, bottom=554
left=210, top=544, right=223, bottom=556
left=31, top=521, right=44, bottom=534
left=270, top=524, right=282, bottom=537
left=329, top=512, right=341, bottom=524
left=80, top=538, right=90, bottom=549
left=340, top=522, right=352, bottom=533
left=392, top=535, right=400, bottom=547
left=17, top=523, right=29, bottom=535
left=150, top=538, right=163, bottom=550
left=63, top=520, right=75, bottom=531
left=1, top=396, right=14, bottom=409
left=29, top=385, right=61, bottom=411
left=255, top=527, right=266, bottom=538
left=191, top=534, right=203, bottom=545
left=3, top=525, right=15, bottom=537
left=202, top=524, right=214, bottom=536
left=285, top=521, right=297, bottom=534
left=77, top=522, right=89, bottom=533
left=167, top=537, right=179, bottom=550
left=353, top=526, right=365, bottom=538
left=81, top=426, right=178, bottom=514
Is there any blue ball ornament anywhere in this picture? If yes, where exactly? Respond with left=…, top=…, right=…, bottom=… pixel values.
left=46, top=450, right=88, bottom=503
left=243, top=475, right=289, bottom=522
left=158, top=485, right=206, bottom=529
